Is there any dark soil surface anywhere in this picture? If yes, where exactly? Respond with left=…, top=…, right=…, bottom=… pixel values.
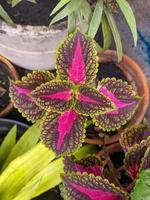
left=1, top=0, right=59, bottom=26
left=0, top=60, right=11, bottom=113
left=97, top=61, right=127, bottom=81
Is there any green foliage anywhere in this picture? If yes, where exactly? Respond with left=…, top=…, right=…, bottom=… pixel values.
left=50, top=0, right=137, bottom=61
left=131, top=169, right=150, bottom=200
left=0, top=0, right=36, bottom=25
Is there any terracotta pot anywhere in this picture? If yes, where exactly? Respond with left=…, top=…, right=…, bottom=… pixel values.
left=85, top=50, right=149, bottom=146
left=0, top=55, right=19, bottom=117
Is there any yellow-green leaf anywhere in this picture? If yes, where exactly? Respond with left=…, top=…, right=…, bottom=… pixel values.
left=0, top=125, right=17, bottom=170
left=102, top=14, right=112, bottom=50
left=50, top=0, right=71, bottom=16
left=0, top=143, right=55, bottom=200
left=2, top=121, right=41, bottom=171
left=0, top=5, right=15, bottom=26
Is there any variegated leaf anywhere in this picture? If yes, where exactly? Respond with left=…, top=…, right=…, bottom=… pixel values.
left=9, top=70, right=54, bottom=121
left=120, top=124, right=150, bottom=151
left=31, top=80, right=73, bottom=113
left=93, top=78, right=140, bottom=131
left=124, top=140, right=148, bottom=180
left=75, top=85, right=115, bottom=116
left=64, top=156, right=103, bottom=177
left=41, top=109, right=86, bottom=155
left=55, top=30, right=99, bottom=84
left=140, top=147, right=150, bottom=170
left=61, top=172, right=128, bottom=200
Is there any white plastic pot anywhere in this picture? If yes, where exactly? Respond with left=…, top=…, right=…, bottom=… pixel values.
left=0, top=20, right=67, bottom=70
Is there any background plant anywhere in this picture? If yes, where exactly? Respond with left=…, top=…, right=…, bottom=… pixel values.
left=50, top=0, right=137, bottom=61
left=0, top=0, right=36, bottom=26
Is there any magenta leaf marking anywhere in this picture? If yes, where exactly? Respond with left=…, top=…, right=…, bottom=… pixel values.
left=37, top=90, right=72, bottom=101
left=55, top=30, right=98, bottom=84
left=62, top=173, right=127, bottom=200
left=69, top=37, right=86, bottom=84
left=14, top=85, right=32, bottom=96
left=78, top=93, right=102, bottom=104
left=128, top=164, right=140, bottom=180
left=41, top=111, right=86, bottom=155
left=31, top=81, right=73, bottom=113
left=9, top=70, right=54, bottom=122
left=57, top=110, right=78, bottom=150
left=69, top=181, right=123, bottom=200
left=99, top=86, right=136, bottom=114
left=75, top=164, right=103, bottom=177
left=63, top=156, right=103, bottom=177
left=76, top=85, right=115, bottom=115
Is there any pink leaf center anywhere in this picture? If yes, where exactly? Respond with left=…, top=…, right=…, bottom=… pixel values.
left=69, top=37, right=86, bottom=84
left=69, top=181, right=123, bottom=200
left=99, top=86, right=135, bottom=114
left=75, top=164, right=103, bottom=177
left=57, top=110, right=78, bottom=150
left=14, top=85, right=32, bottom=96
left=128, top=164, right=140, bottom=180
left=39, top=90, right=72, bottom=101
left=78, top=94, right=101, bottom=104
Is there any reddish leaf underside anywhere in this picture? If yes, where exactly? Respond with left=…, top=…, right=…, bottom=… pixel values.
left=64, top=156, right=103, bottom=177
left=124, top=141, right=148, bottom=180
left=31, top=81, right=73, bottom=113
left=41, top=109, right=86, bottom=155
left=120, top=124, right=150, bottom=151
left=93, top=78, right=140, bottom=131
left=76, top=85, right=115, bottom=116
left=62, top=173, right=128, bottom=200
left=9, top=71, right=54, bottom=121
left=55, top=30, right=98, bottom=84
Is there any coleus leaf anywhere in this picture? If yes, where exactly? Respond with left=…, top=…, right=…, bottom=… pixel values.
left=41, top=109, right=86, bottom=155
left=124, top=140, right=149, bottom=180
left=140, top=147, right=150, bottom=170
left=55, top=30, right=99, bottom=84
left=93, top=78, right=140, bottom=131
left=9, top=71, right=54, bottom=122
left=75, top=84, right=115, bottom=116
left=61, top=172, right=129, bottom=200
left=31, top=80, right=73, bottom=113
left=64, top=156, right=103, bottom=177
left=120, top=124, right=150, bottom=151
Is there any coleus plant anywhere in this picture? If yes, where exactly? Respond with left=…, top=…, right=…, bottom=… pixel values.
left=9, top=30, right=140, bottom=156
left=60, top=123, right=150, bottom=200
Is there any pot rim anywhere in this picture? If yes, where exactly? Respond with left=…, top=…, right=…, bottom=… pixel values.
left=0, top=55, right=19, bottom=117
left=0, top=19, right=67, bottom=37
left=85, top=50, right=149, bottom=145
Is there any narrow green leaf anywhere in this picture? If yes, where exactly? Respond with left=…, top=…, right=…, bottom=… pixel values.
left=50, top=0, right=71, bottom=16
left=50, top=0, right=83, bottom=25
left=0, top=5, right=15, bottom=26
left=2, top=121, right=41, bottom=171
left=32, top=158, right=64, bottom=198
left=105, top=9, right=122, bottom=62
left=68, top=12, right=76, bottom=33
left=12, top=0, right=22, bottom=7
left=0, top=143, right=55, bottom=200
left=74, top=144, right=99, bottom=160
left=0, top=125, right=17, bottom=170
left=102, top=14, right=112, bottom=50
left=88, top=0, right=103, bottom=38
left=80, top=0, right=91, bottom=22
left=116, top=0, right=137, bottom=46
left=12, top=0, right=36, bottom=7
left=27, top=0, right=36, bottom=4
